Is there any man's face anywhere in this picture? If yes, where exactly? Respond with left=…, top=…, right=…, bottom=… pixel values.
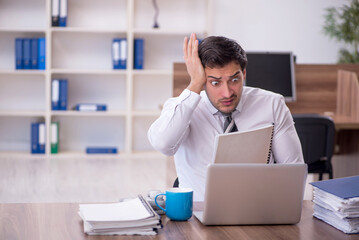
left=204, top=61, right=246, bottom=114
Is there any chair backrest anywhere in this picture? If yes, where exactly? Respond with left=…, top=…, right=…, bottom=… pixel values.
left=292, top=114, right=335, bottom=165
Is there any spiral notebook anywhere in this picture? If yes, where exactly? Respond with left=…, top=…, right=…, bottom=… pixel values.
left=213, top=124, right=274, bottom=164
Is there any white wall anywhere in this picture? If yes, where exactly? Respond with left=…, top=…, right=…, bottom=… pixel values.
left=210, top=0, right=348, bottom=64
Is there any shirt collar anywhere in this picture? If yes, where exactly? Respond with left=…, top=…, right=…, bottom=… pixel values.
left=200, top=88, right=244, bottom=116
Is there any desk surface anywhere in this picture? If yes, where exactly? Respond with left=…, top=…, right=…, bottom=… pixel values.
left=0, top=201, right=358, bottom=240
left=332, top=115, right=359, bottom=130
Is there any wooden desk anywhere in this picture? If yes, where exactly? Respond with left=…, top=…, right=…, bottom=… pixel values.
left=332, top=115, right=359, bottom=130
left=1, top=201, right=358, bottom=240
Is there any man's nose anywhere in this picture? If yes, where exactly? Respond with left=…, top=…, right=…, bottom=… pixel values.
left=222, top=82, right=232, bottom=98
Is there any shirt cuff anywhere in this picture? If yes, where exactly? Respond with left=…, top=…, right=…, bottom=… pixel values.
left=178, top=89, right=201, bottom=106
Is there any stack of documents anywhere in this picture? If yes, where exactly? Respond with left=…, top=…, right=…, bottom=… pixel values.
left=310, top=176, right=359, bottom=234
left=79, top=195, right=161, bottom=235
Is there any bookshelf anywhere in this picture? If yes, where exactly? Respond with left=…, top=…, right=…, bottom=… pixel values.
left=0, top=0, right=211, bottom=156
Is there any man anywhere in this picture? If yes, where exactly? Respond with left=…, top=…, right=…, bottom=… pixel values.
left=148, top=33, right=304, bottom=201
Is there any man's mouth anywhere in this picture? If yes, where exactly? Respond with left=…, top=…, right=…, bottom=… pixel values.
left=220, top=98, right=234, bottom=106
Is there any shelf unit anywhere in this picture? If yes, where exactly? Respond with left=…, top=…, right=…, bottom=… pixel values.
left=0, top=0, right=211, bottom=157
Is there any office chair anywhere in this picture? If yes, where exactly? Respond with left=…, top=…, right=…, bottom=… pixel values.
left=292, top=114, right=335, bottom=180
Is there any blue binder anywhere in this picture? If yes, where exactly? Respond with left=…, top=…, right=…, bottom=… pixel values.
left=86, top=147, right=118, bottom=154
left=112, top=38, right=127, bottom=69
left=59, top=0, right=67, bottom=27
left=30, top=38, right=38, bottom=69
left=75, top=104, right=107, bottom=111
left=15, top=38, right=23, bottom=69
left=31, top=123, right=39, bottom=153
left=59, top=79, right=68, bottom=110
left=23, top=38, right=31, bottom=69
left=311, top=175, right=359, bottom=199
left=51, top=79, right=60, bottom=110
left=134, top=38, right=144, bottom=69
left=38, top=38, right=46, bottom=70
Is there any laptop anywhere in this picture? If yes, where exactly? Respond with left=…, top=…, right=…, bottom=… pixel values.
left=213, top=125, right=274, bottom=164
left=194, top=163, right=307, bottom=225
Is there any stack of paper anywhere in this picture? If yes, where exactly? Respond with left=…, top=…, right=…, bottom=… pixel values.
left=79, top=195, right=161, bottom=235
left=310, top=176, right=359, bottom=234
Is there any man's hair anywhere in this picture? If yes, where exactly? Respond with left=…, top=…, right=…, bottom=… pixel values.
left=198, top=36, right=247, bottom=71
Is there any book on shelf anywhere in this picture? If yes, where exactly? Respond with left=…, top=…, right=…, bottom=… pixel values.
left=112, top=38, right=127, bottom=69
left=15, top=38, right=23, bottom=69
left=134, top=38, right=144, bottom=69
left=31, top=122, right=46, bottom=154
left=310, top=176, right=359, bottom=234
left=59, top=0, right=67, bottom=27
left=78, top=195, right=161, bottom=235
left=74, top=104, right=107, bottom=112
left=14, top=38, right=45, bottom=70
left=86, top=147, right=118, bottom=154
left=23, top=38, right=31, bottom=69
left=38, top=38, right=46, bottom=70
left=30, top=38, right=38, bottom=69
left=51, top=122, right=59, bottom=154
left=51, top=0, right=59, bottom=26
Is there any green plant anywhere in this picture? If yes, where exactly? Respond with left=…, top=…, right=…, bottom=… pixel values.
left=323, top=0, right=359, bottom=63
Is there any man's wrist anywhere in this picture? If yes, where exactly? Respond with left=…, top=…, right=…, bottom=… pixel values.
left=187, top=81, right=204, bottom=94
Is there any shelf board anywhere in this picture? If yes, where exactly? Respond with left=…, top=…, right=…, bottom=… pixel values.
left=48, top=150, right=164, bottom=159
left=133, top=69, right=172, bottom=75
left=51, top=27, right=127, bottom=34
left=0, top=151, right=47, bottom=158
left=51, top=69, right=127, bottom=75
left=0, top=69, right=46, bottom=75
left=51, top=110, right=127, bottom=117
left=0, top=151, right=165, bottom=159
left=0, top=28, right=46, bottom=33
left=0, top=111, right=46, bottom=117
left=133, top=28, right=208, bottom=36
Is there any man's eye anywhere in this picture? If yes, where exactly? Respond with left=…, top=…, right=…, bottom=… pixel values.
left=232, top=78, right=239, bottom=82
left=211, top=81, right=219, bottom=86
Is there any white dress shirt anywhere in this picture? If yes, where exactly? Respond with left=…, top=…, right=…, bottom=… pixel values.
left=148, top=87, right=304, bottom=201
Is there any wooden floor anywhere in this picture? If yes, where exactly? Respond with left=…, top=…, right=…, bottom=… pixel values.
left=0, top=152, right=357, bottom=203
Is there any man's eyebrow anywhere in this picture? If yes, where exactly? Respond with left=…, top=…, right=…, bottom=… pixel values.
left=231, top=71, right=240, bottom=77
left=207, top=75, right=221, bottom=80
left=207, top=71, right=240, bottom=80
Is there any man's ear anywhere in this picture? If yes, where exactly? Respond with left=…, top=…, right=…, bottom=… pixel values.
left=243, top=68, right=246, bottom=81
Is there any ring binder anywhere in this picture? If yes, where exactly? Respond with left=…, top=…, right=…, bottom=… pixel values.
left=267, top=123, right=275, bottom=164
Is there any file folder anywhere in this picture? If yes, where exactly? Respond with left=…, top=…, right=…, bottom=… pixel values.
left=86, top=147, right=118, bottom=154
left=30, top=38, right=38, bottom=69
left=15, top=38, right=23, bottom=69
left=52, top=79, right=60, bottom=110
left=74, top=104, right=107, bottom=111
left=112, top=38, right=127, bottom=69
left=23, top=38, right=31, bottom=69
left=52, top=0, right=60, bottom=26
left=59, top=79, right=68, bottom=111
left=31, top=123, right=39, bottom=154
left=134, top=38, right=144, bottom=69
left=59, top=0, right=67, bottom=27
left=38, top=38, right=46, bottom=70
left=51, top=122, right=59, bottom=154
left=311, top=175, right=359, bottom=199
left=38, top=123, right=46, bottom=154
